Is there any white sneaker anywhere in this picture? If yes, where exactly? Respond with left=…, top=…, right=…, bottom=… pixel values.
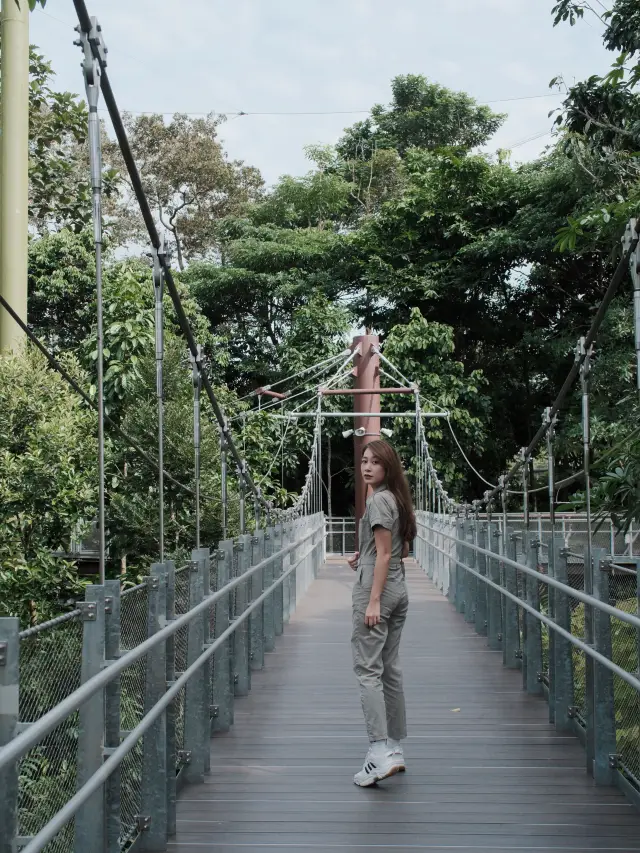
left=353, top=744, right=399, bottom=787
left=388, top=740, right=406, bottom=772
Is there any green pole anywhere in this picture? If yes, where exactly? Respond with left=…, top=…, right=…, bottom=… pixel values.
left=0, top=0, right=29, bottom=352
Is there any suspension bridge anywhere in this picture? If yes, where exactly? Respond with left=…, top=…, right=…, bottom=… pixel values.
left=3, top=2, right=640, bottom=852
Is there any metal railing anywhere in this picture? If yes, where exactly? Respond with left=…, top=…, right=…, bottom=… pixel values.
left=415, top=510, right=640, bottom=808
left=480, top=512, right=640, bottom=562
left=325, top=517, right=356, bottom=555
left=0, top=515, right=325, bottom=853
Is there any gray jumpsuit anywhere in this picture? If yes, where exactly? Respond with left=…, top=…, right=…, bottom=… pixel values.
left=351, top=484, right=409, bottom=742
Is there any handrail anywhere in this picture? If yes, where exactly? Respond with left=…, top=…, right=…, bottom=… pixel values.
left=417, top=518, right=640, bottom=632
left=0, top=521, right=323, bottom=774
left=16, top=531, right=323, bottom=853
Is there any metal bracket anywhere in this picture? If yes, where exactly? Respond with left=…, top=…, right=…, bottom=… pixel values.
left=177, top=750, right=192, bottom=765
left=0, top=641, right=7, bottom=666
left=609, top=753, right=621, bottom=769
left=148, top=576, right=160, bottom=591
left=135, top=815, right=151, bottom=833
left=515, top=649, right=523, bottom=660
left=189, top=561, right=200, bottom=573
left=536, top=672, right=543, bottom=683
left=104, top=596, right=113, bottom=614
left=497, top=633, right=503, bottom=642
left=252, top=536, right=260, bottom=545
left=74, top=17, right=107, bottom=88
left=217, top=550, right=226, bottom=560
left=234, top=673, right=239, bottom=684
left=567, top=706, right=577, bottom=719
left=235, top=542, right=245, bottom=552
left=78, top=602, right=97, bottom=622
left=210, top=705, right=219, bottom=717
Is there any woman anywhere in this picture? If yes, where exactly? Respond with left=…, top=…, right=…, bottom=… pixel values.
left=348, top=439, right=416, bottom=787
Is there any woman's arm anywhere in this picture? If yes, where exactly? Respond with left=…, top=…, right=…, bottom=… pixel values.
left=365, top=526, right=392, bottom=627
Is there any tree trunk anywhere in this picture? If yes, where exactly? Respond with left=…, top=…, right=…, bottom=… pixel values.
left=174, top=228, right=185, bottom=271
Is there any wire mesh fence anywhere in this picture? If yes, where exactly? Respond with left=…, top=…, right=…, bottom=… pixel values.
left=608, top=566, right=640, bottom=782
left=18, top=615, right=83, bottom=853
left=173, top=564, right=190, bottom=774
left=118, top=583, right=148, bottom=844
left=417, top=513, right=640, bottom=798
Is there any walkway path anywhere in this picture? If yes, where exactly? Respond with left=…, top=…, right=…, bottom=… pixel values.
left=168, top=559, right=640, bottom=852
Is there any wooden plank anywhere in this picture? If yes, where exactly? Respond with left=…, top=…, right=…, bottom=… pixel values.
left=170, top=560, right=640, bottom=852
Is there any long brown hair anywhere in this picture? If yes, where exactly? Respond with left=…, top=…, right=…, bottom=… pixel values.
left=363, top=440, right=417, bottom=542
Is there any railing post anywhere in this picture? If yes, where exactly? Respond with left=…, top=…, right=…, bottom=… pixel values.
left=283, top=524, right=292, bottom=624
left=212, top=541, right=233, bottom=734
left=273, top=524, right=284, bottom=637
left=234, top=535, right=252, bottom=696
left=454, top=519, right=465, bottom=613
left=164, top=560, right=177, bottom=836
left=289, top=523, right=299, bottom=618
left=523, top=533, right=543, bottom=695
left=553, top=537, right=574, bottom=733
left=487, top=523, right=502, bottom=652
left=446, top=517, right=455, bottom=604
left=0, top=618, right=19, bottom=853
left=75, top=585, right=106, bottom=853
left=140, top=565, right=168, bottom=850
left=503, top=530, right=520, bottom=669
left=264, top=528, right=275, bottom=653
left=475, top=521, right=488, bottom=637
left=250, top=530, right=265, bottom=671
left=591, top=548, right=616, bottom=785
left=193, top=547, right=212, bottom=773
left=465, top=521, right=476, bottom=626
left=183, top=558, right=206, bottom=784
left=104, top=580, right=122, bottom=853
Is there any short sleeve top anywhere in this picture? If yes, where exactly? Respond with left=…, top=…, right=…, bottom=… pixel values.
left=358, top=485, right=404, bottom=569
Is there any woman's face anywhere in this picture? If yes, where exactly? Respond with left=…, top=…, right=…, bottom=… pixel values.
left=361, top=447, right=386, bottom=489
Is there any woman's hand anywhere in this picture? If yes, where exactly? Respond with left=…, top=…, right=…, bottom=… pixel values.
left=365, top=599, right=381, bottom=628
left=347, top=551, right=359, bottom=571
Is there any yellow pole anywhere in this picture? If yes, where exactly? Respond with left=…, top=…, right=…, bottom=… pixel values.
left=0, top=0, right=29, bottom=352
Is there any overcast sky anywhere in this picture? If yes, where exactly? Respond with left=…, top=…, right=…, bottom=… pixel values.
left=32, top=0, right=613, bottom=187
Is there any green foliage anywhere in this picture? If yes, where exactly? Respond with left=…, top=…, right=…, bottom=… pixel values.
left=103, top=113, right=263, bottom=268
left=0, top=348, right=96, bottom=625
left=382, top=309, right=489, bottom=496
left=336, top=74, right=506, bottom=159
left=28, top=228, right=96, bottom=354
left=83, top=262, right=156, bottom=416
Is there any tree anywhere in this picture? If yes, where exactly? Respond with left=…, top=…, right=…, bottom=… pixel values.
left=183, top=215, right=351, bottom=393
left=336, top=75, right=506, bottom=160
left=28, top=229, right=96, bottom=353
left=0, top=347, right=96, bottom=625
left=382, top=309, right=490, bottom=497
left=103, top=113, right=264, bottom=268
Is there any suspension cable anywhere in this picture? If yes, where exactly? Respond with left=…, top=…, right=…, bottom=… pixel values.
left=72, top=0, right=268, bottom=509
left=0, top=292, right=219, bottom=501
left=238, top=348, right=351, bottom=401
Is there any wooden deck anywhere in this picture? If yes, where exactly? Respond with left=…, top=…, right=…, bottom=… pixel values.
left=169, top=558, right=640, bottom=852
